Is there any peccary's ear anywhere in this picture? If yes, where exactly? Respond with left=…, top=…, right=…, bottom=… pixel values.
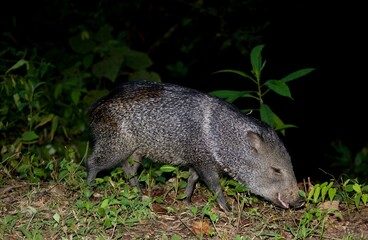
left=247, top=132, right=263, bottom=151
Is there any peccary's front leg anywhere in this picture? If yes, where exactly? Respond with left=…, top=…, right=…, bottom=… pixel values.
left=86, top=142, right=132, bottom=184
left=121, top=151, right=142, bottom=192
left=196, top=167, right=231, bottom=211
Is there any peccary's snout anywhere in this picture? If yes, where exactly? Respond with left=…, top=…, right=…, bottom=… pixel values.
left=290, top=197, right=305, bottom=209
left=274, top=188, right=305, bottom=209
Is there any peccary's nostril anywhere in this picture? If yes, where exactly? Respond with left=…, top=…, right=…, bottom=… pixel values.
left=291, top=198, right=305, bottom=209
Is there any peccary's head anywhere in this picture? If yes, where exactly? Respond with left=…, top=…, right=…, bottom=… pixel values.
left=235, top=129, right=304, bottom=209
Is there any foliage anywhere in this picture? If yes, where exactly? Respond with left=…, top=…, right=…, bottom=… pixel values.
left=210, top=44, right=314, bottom=134
left=299, top=178, right=368, bottom=210
left=285, top=178, right=368, bottom=239
left=338, top=179, right=368, bottom=209
left=65, top=25, right=160, bottom=84
left=0, top=20, right=161, bottom=181
left=328, top=140, right=368, bottom=181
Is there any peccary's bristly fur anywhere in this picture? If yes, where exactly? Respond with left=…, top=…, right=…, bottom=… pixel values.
left=86, top=80, right=304, bottom=211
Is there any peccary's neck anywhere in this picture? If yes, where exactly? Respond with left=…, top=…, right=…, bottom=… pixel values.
left=202, top=101, right=260, bottom=169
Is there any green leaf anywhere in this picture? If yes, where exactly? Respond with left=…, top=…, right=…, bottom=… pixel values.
left=313, top=186, right=321, bottom=203
left=209, top=90, right=238, bottom=98
left=260, top=104, right=276, bottom=127
left=50, top=115, right=59, bottom=140
left=213, top=69, right=254, bottom=80
left=104, top=217, right=112, bottom=228
left=17, top=163, right=30, bottom=174
left=362, top=185, right=368, bottom=192
left=71, top=89, right=81, bottom=105
left=13, top=93, right=22, bottom=111
left=250, top=45, right=265, bottom=79
left=209, top=90, right=258, bottom=103
left=34, top=168, right=46, bottom=177
left=321, top=185, right=328, bottom=202
left=260, top=104, right=283, bottom=129
left=344, top=184, right=354, bottom=192
left=129, top=70, right=161, bottom=82
left=353, top=183, right=362, bottom=194
left=76, top=200, right=85, bottom=209
left=6, top=59, right=29, bottom=74
left=274, top=124, right=298, bottom=131
left=97, top=207, right=106, bottom=217
left=95, top=24, right=114, bottom=43
left=160, top=165, right=177, bottom=173
left=35, top=114, right=54, bottom=129
left=83, top=54, right=94, bottom=68
left=101, top=199, right=109, bottom=208
left=354, top=193, right=362, bottom=209
left=362, top=193, right=368, bottom=205
left=54, top=83, right=63, bottom=99
left=264, top=80, right=292, bottom=99
left=176, top=193, right=187, bottom=200
left=69, top=34, right=96, bottom=54
left=125, top=50, right=153, bottom=70
left=328, top=188, right=337, bottom=201
left=18, top=226, right=32, bottom=239
left=299, top=190, right=306, bottom=198
left=85, top=201, right=91, bottom=211
left=280, top=68, right=315, bottom=83
left=240, top=109, right=255, bottom=114
left=92, top=56, right=124, bottom=82
left=53, top=213, right=60, bottom=223
left=307, top=186, right=315, bottom=200
left=166, top=61, right=188, bottom=77
left=22, top=131, right=39, bottom=141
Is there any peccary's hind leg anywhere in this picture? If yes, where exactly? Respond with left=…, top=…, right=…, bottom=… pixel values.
left=121, top=151, right=142, bottom=192
left=86, top=140, right=132, bottom=184
left=184, top=168, right=199, bottom=203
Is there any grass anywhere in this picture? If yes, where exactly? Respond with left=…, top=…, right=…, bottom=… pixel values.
left=1, top=159, right=368, bottom=240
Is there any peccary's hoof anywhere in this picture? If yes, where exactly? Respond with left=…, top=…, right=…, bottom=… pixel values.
left=219, top=203, right=231, bottom=212
left=184, top=197, right=192, bottom=204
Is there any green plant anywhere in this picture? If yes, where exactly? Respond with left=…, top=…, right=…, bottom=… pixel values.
left=66, top=24, right=160, bottom=84
left=211, top=44, right=314, bottom=133
left=286, top=207, right=327, bottom=239
left=338, top=178, right=368, bottom=209
left=0, top=23, right=162, bottom=183
left=54, top=146, right=88, bottom=186
left=329, top=140, right=368, bottom=181
left=306, top=182, right=337, bottom=204
left=159, top=164, right=189, bottom=200
left=0, top=54, right=59, bottom=181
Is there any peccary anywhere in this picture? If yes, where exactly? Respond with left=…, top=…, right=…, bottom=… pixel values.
left=86, top=80, right=304, bottom=211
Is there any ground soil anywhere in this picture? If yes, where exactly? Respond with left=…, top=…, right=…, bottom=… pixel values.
left=1, top=179, right=368, bottom=239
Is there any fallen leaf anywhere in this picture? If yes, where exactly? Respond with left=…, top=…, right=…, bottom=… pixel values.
left=151, top=203, right=166, bottom=213
left=192, top=220, right=211, bottom=235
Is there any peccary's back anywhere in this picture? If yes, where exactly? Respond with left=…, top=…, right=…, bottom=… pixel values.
left=88, top=80, right=273, bottom=166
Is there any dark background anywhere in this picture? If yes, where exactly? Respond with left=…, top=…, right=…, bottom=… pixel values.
left=1, top=1, right=367, bottom=182
left=264, top=2, right=367, bottom=181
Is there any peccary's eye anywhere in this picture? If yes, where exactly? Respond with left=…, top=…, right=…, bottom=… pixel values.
left=271, top=167, right=282, bottom=174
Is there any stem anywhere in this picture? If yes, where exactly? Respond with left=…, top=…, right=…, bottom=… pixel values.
left=28, top=82, right=35, bottom=131
left=255, top=75, right=263, bottom=107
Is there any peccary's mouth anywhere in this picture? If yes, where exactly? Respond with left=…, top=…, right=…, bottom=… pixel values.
left=277, top=193, right=290, bottom=209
